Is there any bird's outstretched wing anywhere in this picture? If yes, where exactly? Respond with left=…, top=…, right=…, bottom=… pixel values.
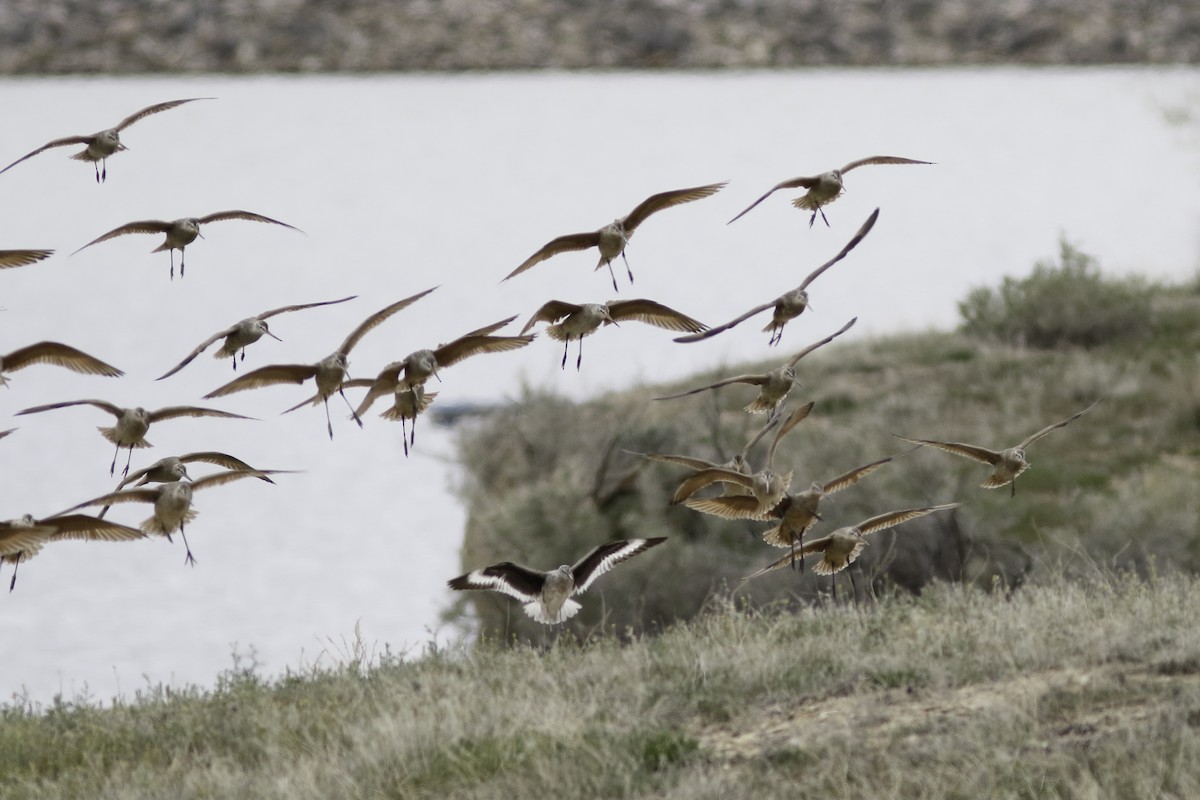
left=571, top=537, right=667, bottom=594
left=622, top=182, right=726, bottom=232
left=114, top=98, right=214, bottom=131
left=504, top=232, right=602, bottom=282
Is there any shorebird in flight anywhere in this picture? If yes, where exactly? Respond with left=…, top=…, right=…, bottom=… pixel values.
left=62, top=469, right=285, bottom=566
left=743, top=504, right=959, bottom=599
left=1, top=513, right=144, bottom=590
left=656, top=317, right=856, bottom=413
left=1, top=341, right=123, bottom=387
left=729, top=156, right=930, bottom=227
left=156, top=295, right=357, bottom=380
left=96, top=451, right=275, bottom=519
left=760, top=445, right=920, bottom=572
left=448, top=537, right=667, bottom=625
left=673, top=402, right=814, bottom=520
left=0, top=98, right=212, bottom=183
left=204, top=288, right=436, bottom=439
left=677, top=209, right=878, bottom=347
left=15, top=399, right=254, bottom=477
left=521, top=299, right=706, bottom=369
left=504, top=181, right=727, bottom=291
left=73, top=210, right=302, bottom=279
left=896, top=400, right=1101, bottom=497
left=0, top=249, right=54, bottom=269
left=351, top=315, right=532, bottom=421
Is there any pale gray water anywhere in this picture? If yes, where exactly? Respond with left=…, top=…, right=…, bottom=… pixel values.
left=1, top=68, right=1198, bottom=704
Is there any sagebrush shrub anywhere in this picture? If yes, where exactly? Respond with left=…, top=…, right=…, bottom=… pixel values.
left=958, top=238, right=1154, bottom=348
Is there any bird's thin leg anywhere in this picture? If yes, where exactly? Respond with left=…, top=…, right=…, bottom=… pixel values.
left=323, top=398, right=334, bottom=440
left=401, top=418, right=410, bottom=457
left=560, top=340, right=569, bottom=370
left=240, top=348, right=246, bottom=363
left=180, top=523, right=196, bottom=567
left=808, top=209, right=818, bottom=228
left=605, top=260, right=619, bottom=293
left=169, top=250, right=176, bottom=281
left=818, top=206, right=831, bottom=228
left=179, top=248, right=186, bottom=279
left=232, top=354, right=238, bottom=371
left=410, top=413, right=418, bottom=448
left=340, top=387, right=363, bottom=428
left=831, top=572, right=837, bottom=602
left=1010, top=479, right=1016, bottom=498
left=576, top=336, right=583, bottom=370
left=109, top=441, right=122, bottom=476
left=8, top=558, right=19, bottom=592
left=93, top=161, right=102, bottom=183
left=621, top=250, right=634, bottom=285
left=122, top=446, right=134, bottom=478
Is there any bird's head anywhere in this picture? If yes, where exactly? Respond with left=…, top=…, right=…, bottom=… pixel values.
left=257, top=320, right=282, bottom=342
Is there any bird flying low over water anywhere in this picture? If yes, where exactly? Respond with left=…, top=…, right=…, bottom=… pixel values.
left=61, top=469, right=289, bottom=566
left=0, top=249, right=54, bottom=269
left=156, top=295, right=358, bottom=380
left=351, top=315, right=532, bottom=422
left=895, top=399, right=1101, bottom=497
left=0, top=341, right=123, bottom=386
left=656, top=317, right=856, bottom=413
left=72, top=210, right=303, bottom=279
left=14, top=399, right=254, bottom=477
left=204, top=288, right=437, bottom=440
left=503, top=181, right=727, bottom=291
left=521, top=299, right=706, bottom=369
left=728, top=156, right=931, bottom=227
left=677, top=208, right=878, bottom=347
left=0, top=98, right=213, bottom=183
left=448, top=537, right=667, bottom=625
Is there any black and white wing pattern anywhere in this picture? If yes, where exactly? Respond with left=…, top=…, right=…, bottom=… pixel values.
left=570, top=537, right=667, bottom=595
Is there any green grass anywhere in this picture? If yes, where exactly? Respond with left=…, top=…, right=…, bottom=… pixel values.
left=5, top=573, right=1200, bottom=798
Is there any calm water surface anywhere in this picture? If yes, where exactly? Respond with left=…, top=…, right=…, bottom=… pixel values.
left=1, top=67, right=1198, bottom=703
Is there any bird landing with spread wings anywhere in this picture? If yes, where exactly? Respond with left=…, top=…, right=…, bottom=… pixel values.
left=503, top=181, right=727, bottom=291
left=14, top=399, right=253, bottom=477
left=728, top=156, right=931, bottom=227
left=676, top=208, right=878, bottom=347
left=72, top=210, right=302, bottom=279
left=204, top=288, right=436, bottom=439
left=448, top=537, right=667, bottom=625
left=0, top=98, right=213, bottom=183
left=895, top=399, right=1101, bottom=497
left=521, top=299, right=706, bottom=369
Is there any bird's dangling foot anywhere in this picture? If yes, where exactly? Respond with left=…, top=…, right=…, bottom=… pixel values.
left=606, top=261, right=619, bottom=293
left=818, top=206, right=831, bottom=227
left=180, top=526, right=197, bottom=567
left=622, top=251, right=634, bottom=286
left=560, top=341, right=569, bottom=370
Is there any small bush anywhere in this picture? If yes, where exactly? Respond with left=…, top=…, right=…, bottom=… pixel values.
left=958, top=237, right=1155, bottom=348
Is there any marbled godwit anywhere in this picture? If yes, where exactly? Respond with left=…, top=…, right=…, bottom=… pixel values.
left=448, top=537, right=667, bottom=625
left=1, top=342, right=123, bottom=386
left=14, top=399, right=254, bottom=476
left=0, top=98, right=213, bottom=183
left=379, top=384, right=438, bottom=456
left=521, top=299, right=706, bottom=369
left=204, top=288, right=436, bottom=439
left=743, top=503, right=960, bottom=599
left=632, top=404, right=791, bottom=498
left=0, top=513, right=143, bottom=590
left=895, top=400, right=1100, bottom=496
left=674, top=402, right=814, bottom=519
left=762, top=445, right=920, bottom=571
left=503, top=181, right=727, bottom=291
left=96, top=451, right=275, bottom=519
left=351, top=315, right=531, bottom=420
left=656, top=317, right=856, bottom=412
left=0, top=249, right=54, bottom=269
left=72, top=210, right=302, bottom=279
left=62, top=469, right=285, bottom=566
left=676, top=209, right=878, bottom=347
left=156, top=295, right=357, bottom=380
left=729, top=156, right=931, bottom=227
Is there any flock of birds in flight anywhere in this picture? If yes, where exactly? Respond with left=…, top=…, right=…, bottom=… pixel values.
left=0, top=97, right=1099, bottom=626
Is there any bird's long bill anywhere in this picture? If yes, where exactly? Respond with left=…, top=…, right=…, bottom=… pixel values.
left=265, top=331, right=283, bottom=342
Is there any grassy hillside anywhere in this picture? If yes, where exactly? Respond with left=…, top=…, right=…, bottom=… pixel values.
left=4, top=573, right=1200, bottom=798
left=449, top=250, right=1200, bottom=644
